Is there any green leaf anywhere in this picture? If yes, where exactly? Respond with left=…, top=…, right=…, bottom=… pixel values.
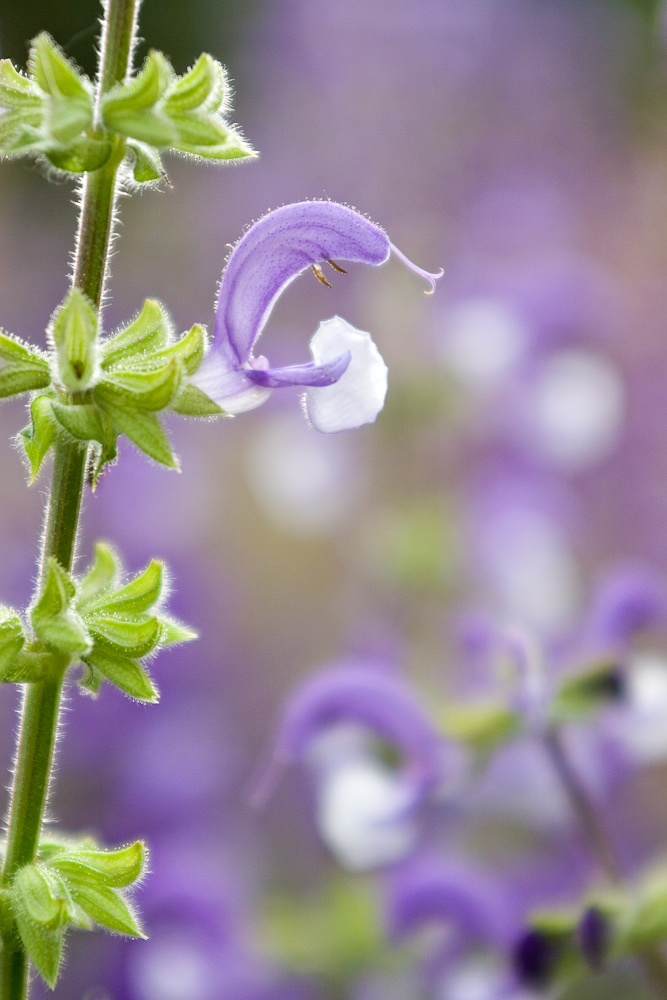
left=159, top=617, right=197, bottom=646
left=66, top=881, right=145, bottom=937
left=88, top=559, right=163, bottom=615
left=170, top=383, right=224, bottom=416
left=87, top=614, right=161, bottom=658
left=32, top=558, right=91, bottom=657
left=50, top=288, right=99, bottom=392
left=102, top=49, right=173, bottom=115
left=78, top=542, right=120, bottom=606
left=83, top=645, right=158, bottom=702
left=127, top=140, right=164, bottom=183
left=617, top=867, right=667, bottom=950
left=94, top=389, right=178, bottom=468
left=28, top=33, right=91, bottom=103
left=102, top=299, right=172, bottom=369
left=101, top=357, right=181, bottom=410
left=20, top=394, right=58, bottom=483
left=552, top=660, right=625, bottom=720
left=0, top=60, right=43, bottom=109
left=164, top=54, right=226, bottom=113
left=45, top=133, right=112, bottom=173
left=438, top=701, right=522, bottom=752
left=0, top=607, right=25, bottom=680
left=50, top=841, right=146, bottom=889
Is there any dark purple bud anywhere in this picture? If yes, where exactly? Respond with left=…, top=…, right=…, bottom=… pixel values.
left=583, top=567, right=667, bottom=650
left=578, top=906, right=608, bottom=970
left=513, top=929, right=556, bottom=988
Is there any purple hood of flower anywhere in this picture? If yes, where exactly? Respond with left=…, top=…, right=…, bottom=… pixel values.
left=577, top=565, right=667, bottom=653
left=192, top=201, right=441, bottom=425
left=250, top=660, right=446, bottom=807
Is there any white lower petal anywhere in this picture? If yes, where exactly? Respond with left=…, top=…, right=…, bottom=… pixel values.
left=304, top=316, right=388, bottom=433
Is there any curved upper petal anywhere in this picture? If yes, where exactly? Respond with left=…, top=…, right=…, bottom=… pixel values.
left=249, top=660, right=445, bottom=806
left=214, top=201, right=391, bottom=365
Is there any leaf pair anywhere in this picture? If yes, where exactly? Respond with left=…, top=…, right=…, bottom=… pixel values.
left=11, top=841, right=146, bottom=988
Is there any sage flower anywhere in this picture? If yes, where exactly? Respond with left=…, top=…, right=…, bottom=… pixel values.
left=193, top=201, right=442, bottom=432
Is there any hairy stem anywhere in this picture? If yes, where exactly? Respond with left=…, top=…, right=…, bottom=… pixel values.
left=544, top=726, right=667, bottom=998
left=0, top=1, right=140, bottom=996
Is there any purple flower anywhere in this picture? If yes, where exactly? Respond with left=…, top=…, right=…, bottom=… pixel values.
left=250, top=661, right=449, bottom=869
left=192, top=201, right=442, bottom=432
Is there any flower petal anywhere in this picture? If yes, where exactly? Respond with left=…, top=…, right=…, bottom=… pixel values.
left=245, top=350, right=351, bottom=388
left=304, top=316, right=388, bottom=433
left=249, top=660, right=445, bottom=806
left=215, top=201, right=390, bottom=365
left=191, top=346, right=272, bottom=414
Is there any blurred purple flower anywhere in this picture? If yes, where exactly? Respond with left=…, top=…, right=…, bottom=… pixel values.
left=251, top=661, right=449, bottom=869
left=192, top=201, right=442, bottom=432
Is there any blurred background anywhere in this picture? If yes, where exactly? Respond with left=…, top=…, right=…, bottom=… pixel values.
left=3, top=0, right=667, bottom=997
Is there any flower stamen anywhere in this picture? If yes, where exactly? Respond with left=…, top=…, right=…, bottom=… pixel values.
left=312, top=264, right=333, bottom=288
left=327, top=259, right=347, bottom=274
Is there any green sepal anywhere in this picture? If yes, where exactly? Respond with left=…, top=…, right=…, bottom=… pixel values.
left=0, top=60, right=43, bottom=109
left=50, top=841, right=146, bottom=890
left=171, top=115, right=255, bottom=160
left=28, top=33, right=91, bottom=105
left=101, top=299, right=172, bottom=369
left=64, top=880, right=145, bottom=937
left=0, top=110, right=42, bottom=157
left=102, top=50, right=173, bottom=116
left=551, top=660, right=624, bottom=720
left=0, top=363, right=52, bottom=399
left=0, top=331, right=48, bottom=365
left=50, top=288, right=99, bottom=392
left=45, top=133, right=112, bottom=173
left=81, top=645, right=158, bottom=702
left=94, top=389, right=178, bottom=468
left=19, top=394, right=58, bottom=484
left=12, top=864, right=73, bottom=929
left=141, top=323, right=205, bottom=377
left=0, top=606, right=26, bottom=680
left=78, top=661, right=103, bottom=696
left=104, top=107, right=176, bottom=147
left=11, top=864, right=74, bottom=987
left=101, top=357, right=181, bottom=410
left=127, top=140, right=164, bottom=183
left=0, top=331, right=51, bottom=398
left=438, top=701, right=522, bottom=752
left=159, top=618, right=197, bottom=646
left=86, top=614, right=162, bottom=658
left=170, top=383, right=224, bottom=416
left=2, top=649, right=52, bottom=682
left=163, top=54, right=226, bottom=114
left=32, top=557, right=91, bottom=657
left=77, top=542, right=120, bottom=606
left=86, top=559, right=163, bottom=615
left=51, top=401, right=105, bottom=442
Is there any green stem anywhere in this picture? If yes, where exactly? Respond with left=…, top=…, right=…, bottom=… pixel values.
left=0, top=1, right=140, bottom=996
left=544, top=726, right=667, bottom=998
